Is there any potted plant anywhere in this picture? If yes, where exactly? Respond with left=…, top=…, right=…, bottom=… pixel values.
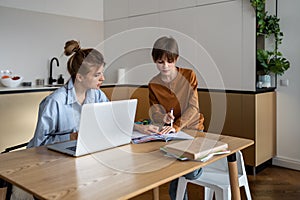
left=256, top=49, right=290, bottom=87
left=251, top=0, right=290, bottom=88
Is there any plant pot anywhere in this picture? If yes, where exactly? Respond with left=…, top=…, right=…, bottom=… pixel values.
left=257, top=73, right=277, bottom=88
left=258, top=74, right=271, bottom=88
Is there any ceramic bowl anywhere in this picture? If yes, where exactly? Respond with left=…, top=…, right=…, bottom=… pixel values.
left=1, top=76, right=23, bottom=87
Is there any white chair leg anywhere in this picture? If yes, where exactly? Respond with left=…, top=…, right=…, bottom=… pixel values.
left=244, top=184, right=252, bottom=200
left=214, top=188, right=224, bottom=200
left=204, top=187, right=214, bottom=200
left=223, top=188, right=231, bottom=200
left=175, top=177, right=188, bottom=200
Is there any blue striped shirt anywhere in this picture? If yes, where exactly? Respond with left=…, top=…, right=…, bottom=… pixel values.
left=27, top=79, right=109, bottom=147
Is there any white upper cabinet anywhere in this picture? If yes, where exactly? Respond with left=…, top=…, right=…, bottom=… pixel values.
left=103, top=0, right=256, bottom=90
left=128, top=0, right=159, bottom=17
left=104, top=0, right=197, bottom=21
left=0, top=0, right=103, bottom=21
left=103, top=0, right=238, bottom=21
left=157, top=0, right=197, bottom=12
left=104, top=0, right=129, bottom=20
left=196, top=0, right=237, bottom=6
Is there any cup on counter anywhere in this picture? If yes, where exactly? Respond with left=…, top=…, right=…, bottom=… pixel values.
left=36, top=79, right=45, bottom=86
left=257, top=81, right=263, bottom=88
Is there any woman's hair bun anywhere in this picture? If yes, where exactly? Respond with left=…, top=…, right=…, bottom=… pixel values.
left=64, top=40, right=81, bottom=56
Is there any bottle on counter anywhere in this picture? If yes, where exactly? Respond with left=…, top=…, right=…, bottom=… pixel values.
left=57, top=74, right=64, bottom=85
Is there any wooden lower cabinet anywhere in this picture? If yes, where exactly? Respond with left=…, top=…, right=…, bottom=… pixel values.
left=101, top=86, right=150, bottom=121
left=0, top=92, right=51, bottom=152
left=1, top=86, right=276, bottom=173
left=199, top=91, right=276, bottom=172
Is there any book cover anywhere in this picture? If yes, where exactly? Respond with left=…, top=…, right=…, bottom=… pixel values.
left=162, top=137, right=228, bottom=160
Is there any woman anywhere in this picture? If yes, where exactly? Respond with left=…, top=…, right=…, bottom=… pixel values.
left=148, top=36, right=204, bottom=200
left=27, top=40, right=109, bottom=147
left=11, top=40, right=110, bottom=200
left=149, top=36, right=204, bottom=134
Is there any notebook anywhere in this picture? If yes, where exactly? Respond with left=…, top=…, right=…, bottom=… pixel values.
left=47, top=99, right=137, bottom=157
left=131, top=130, right=194, bottom=144
left=160, top=137, right=228, bottom=160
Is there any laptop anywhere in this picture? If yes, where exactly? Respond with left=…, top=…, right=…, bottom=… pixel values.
left=47, top=99, right=137, bottom=156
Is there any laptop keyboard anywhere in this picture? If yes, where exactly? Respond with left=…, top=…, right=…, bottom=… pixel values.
left=66, top=146, right=76, bottom=151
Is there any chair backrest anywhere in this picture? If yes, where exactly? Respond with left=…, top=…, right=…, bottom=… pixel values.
left=1, top=142, right=28, bottom=154
left=0, top=142, right=29, bottom=200
left=203, top=151, right=245, bottom=176
left=236, top=150, right=246, bottom=176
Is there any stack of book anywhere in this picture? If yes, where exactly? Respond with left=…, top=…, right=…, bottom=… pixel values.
left=160, top=137, right=229, bottom=162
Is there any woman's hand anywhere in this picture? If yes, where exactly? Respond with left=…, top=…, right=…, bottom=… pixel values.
left=163, top=111, right=175, bottom=124
left=134, top=124, right=160, bottom=135
left=70, top=132, right=78, bottom=140
left=159, top=126, right=176, bottom=135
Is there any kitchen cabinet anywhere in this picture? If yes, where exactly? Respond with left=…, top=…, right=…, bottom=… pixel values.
left=102, top=85, right=150, bottom=121
left=104, top=0, right=256, bottom=91
left=0, top=0, right=102, bottom=20
left=0, top=86, right=276, bottom=175
left=199, top=90, right=276, bottom=174
left=0, top=91, right=51, bottom=152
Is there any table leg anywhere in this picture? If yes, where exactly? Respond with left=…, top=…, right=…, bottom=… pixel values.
left=153, top=187, right=159, bottom=200
left=227, top=153, right=241, bottom=200
left=0, top=188, right=7, bottom=200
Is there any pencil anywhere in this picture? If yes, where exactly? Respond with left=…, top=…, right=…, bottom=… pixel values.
left=170, top=108, right=174, bottom=128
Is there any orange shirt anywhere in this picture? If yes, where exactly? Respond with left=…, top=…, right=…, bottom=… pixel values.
left=148, top=67, right=204, bottom=132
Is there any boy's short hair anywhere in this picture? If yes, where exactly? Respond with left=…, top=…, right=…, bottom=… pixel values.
left=151, top=36, right=179, bottom=62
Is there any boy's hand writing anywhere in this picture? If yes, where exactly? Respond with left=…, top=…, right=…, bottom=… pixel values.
left=159, top=126, right=176, bottom=135
left=163, top=111, right=175, bottom=125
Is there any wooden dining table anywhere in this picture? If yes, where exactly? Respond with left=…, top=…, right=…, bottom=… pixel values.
left=0, top=130, right=253, bottom=200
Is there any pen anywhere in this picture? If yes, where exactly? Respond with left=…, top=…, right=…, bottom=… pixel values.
left=170, top=108, right=174, bottom=128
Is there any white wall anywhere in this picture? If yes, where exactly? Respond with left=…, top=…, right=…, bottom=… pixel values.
left=272, top=0, right=300, bottom=171
left=103, top=0, right=256, bottom=91
left=0, top=6, right=104, bottom=85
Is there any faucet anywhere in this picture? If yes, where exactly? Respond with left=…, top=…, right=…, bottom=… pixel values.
left=49, top=57, right=59, bottom=85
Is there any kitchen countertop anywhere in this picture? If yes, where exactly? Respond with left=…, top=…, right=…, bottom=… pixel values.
left=0, top=83, right=125, bottom=94
left=0, top=84, right=275, bottom=95
left=0, top=85, right=60, bottom=94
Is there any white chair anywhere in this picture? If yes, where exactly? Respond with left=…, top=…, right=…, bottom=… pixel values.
left=176, top=151, right=251, bottom=200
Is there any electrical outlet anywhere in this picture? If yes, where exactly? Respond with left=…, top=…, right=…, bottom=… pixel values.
left=280, top=79, right=289, bottom=87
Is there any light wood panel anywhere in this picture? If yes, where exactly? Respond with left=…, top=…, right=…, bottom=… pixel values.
left=255, top=92, right=276, bottom=165
left=0, top=92, right=50, bottom=152
left=242, top=94, right=256, bottom=166
left=101, top=86, right=130, bottom=101
left=102, top=86, right=150, bottom=121
left=128, top=87, right=150, bottom=121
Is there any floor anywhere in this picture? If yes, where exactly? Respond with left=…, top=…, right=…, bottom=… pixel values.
left=130, top=165, right=300, bottom=200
